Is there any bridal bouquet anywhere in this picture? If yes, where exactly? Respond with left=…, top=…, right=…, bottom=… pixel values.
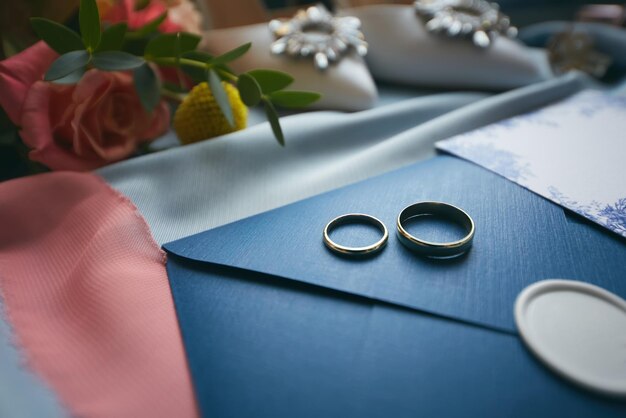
left=0, top=0, right=320, bottom=172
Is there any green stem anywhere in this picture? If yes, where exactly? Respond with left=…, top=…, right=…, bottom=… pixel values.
left=160, top=88, right=186, bottom=103
left=148, top=57, right=239, bottom=83
left=150, top=56, right=205, bottom=69
left=216, top=68, right=237, bottom=83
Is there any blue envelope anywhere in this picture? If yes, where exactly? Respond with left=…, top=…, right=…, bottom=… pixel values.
left=164, top=156, right=626, bottom=417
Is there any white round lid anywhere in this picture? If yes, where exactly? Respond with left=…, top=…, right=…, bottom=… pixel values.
left=515, top=279, right=626, bottom=397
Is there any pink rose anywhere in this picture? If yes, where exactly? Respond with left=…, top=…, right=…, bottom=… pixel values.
left=165, top=0, right=203, bottom=35
left=100, top=0, right=201, bottom=89
left=101, top=0, right=202, bottom=35
left=0, top=42, right=169, bottom=171
left=101, top=0, right=183, bottom=33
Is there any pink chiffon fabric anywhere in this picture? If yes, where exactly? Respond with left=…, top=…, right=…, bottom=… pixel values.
left=0, top=172, right=197, bottom=418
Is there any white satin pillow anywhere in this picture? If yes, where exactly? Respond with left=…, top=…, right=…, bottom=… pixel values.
left=345, top=5, right=554, bottom=90
left=201, top=23, right=378, bottom=111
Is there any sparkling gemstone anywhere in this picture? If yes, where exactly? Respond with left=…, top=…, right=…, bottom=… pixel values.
left=473, top=30, right=491, bottom=47
left=314, top=52, right=329, bottom=70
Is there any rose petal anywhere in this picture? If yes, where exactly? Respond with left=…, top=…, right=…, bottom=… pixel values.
left=0, top=42, right=57, bottom=124
left=136, top=101, right=170, bottom=142
left=71, top=71, right=115, bottom=159
left=21, top=82, right=100, bottom=171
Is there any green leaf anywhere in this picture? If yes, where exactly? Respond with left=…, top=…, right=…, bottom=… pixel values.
left=0, top=105, right=18, bottom=147
left=2, top=38, right=19, bottom=57
left=179, top=51, right=236, bottom=79
left=268, top=91, right=321, bottom=108
left=216, top=63, right=236, bottom=76
left=211, top=42, right=251, bottom=65
left=181, top=50, right=213, bottom=62
left=45, top=50, right=90, bottom=81
left=0, top=129, right=17, bottom=146
left=144, top=32, right=201, bottom=59
left=30, top=17, right=84, bottom=54
left=79, top=0, right=101, bottom=51
left=0, top=105, right=15, bottom=130
left=97, top=23, right=127, bottom=52
left=248, top=69, right=293, bottom=94
left=263, top=99, right=284, bottom=146
left=0, top=106, right=18, bottom=146
left=53, top=67, right=86, bottom=84
left=133, top=64, right=161, bottom=112
left=162, top=81, right=188, bottom=94
left=208, top=69, right=234, bottom=126
left=120, top=37, right=150, bottom=56
left=236, top=73, right=262, bottom=107
left=131, top=11, right=167, bottom=37
left=179, top=51, right=211, bottom=83
left=92, top=51, right=144, bottom=71
left=212, top=66, right=236, bottom=82
left=181, top=66, right=207, bottom=84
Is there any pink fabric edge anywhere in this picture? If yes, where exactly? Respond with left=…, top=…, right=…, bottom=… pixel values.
left=0, top=172, right=198, bottom=418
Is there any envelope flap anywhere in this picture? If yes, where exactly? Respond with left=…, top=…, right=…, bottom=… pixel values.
left=164, top=156, right=626, bottom=332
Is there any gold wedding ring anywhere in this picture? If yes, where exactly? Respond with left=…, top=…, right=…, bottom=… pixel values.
left=397, top=201, right=475, bottom=258
left=323, top=213, right=388, bottom=257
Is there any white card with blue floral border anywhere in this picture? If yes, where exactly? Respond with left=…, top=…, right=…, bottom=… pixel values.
left=437, top=91, right=626, bottom=239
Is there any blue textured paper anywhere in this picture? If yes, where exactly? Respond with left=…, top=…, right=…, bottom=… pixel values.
left=164, top=156, right=626, bottom=333
left=166, top=258, right=626, bottom=417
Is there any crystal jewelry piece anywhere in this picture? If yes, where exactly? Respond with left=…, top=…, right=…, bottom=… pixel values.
left=269, top=4, right=368, bottom=71
left=323, top=213, right=388, bottom=257
left=548, top=30, right=612, bottom=79
left=396, top=201, right=475, bottom=258
left=414, top=0, right=517, bottom=48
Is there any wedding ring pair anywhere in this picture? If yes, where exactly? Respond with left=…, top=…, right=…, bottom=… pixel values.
left=323, top=201, right=475, bottom=258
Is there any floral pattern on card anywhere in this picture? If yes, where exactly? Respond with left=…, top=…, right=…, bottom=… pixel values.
left=438, top=91, right=626, bottom=239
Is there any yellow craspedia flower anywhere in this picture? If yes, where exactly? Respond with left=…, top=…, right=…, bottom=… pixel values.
left=174, top=81, right=247, bottom=144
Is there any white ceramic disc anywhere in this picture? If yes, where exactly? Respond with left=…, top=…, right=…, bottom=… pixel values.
left=515, top=279, right=626, bottom=397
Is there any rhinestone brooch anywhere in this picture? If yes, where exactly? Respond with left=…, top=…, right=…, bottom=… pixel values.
left=548, top=30, right=612, bottom=79
left=269, top=4, right=368, bottom=71
left=414, top=0, right=518, bottom=48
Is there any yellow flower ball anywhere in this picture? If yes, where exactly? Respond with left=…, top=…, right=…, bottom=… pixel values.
left=174, top=81, right=247, bottom=145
